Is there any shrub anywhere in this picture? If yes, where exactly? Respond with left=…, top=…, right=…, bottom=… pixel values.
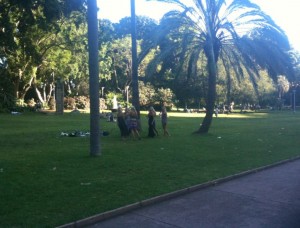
left=49, top=97, right=55, bottom=110
left=63, top=96, right=107, bottom=111
left=100, top=98, right=107, bottom=110
left=75, top=96, right=90, bottom=109
left=26, top=98, right=36, bottom=108
left=64, top=97, right=75, bottom=110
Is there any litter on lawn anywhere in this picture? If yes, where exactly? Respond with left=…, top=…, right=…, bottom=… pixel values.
left=60, top=130, right=109, bottom=137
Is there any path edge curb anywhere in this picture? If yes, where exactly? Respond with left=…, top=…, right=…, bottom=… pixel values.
left=57, top=155, right=300, bottom=228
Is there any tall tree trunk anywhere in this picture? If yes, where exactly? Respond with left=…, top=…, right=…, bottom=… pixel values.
left=87, top=0, right=101, bottom=156
left=226, top=70, right=231, bottom=107
left=130, top=0, right=140, bottom=117
left=196, top=39, right=217, bottom=134
left=34, top=86, right=45, bottom=104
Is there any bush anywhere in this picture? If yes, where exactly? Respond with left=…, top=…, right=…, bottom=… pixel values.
left=25, top=98, right=36, bottom=112
left=63, top=96, right=107, bottom=111
left=26, top=98, right=36, bottom=108
left=100, top=98, right=107, bottom=110
left=49, top=97, right=55, bottom=110
left=64, top=97, right=76, bottom=110
left=74, top=96, right=90, bottom=109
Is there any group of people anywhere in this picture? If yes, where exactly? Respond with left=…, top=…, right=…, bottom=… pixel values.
left=147, top=106, right=169, bottom=137
left=116, top=106, right=169, bottom=140
left=116, top=106, right=140, bottom=140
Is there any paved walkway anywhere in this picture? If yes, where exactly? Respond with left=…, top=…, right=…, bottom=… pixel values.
left=62, top=158, right=300, bottom=228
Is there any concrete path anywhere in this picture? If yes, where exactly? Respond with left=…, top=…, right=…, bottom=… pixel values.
left=85, top=158, right=300, bottom=228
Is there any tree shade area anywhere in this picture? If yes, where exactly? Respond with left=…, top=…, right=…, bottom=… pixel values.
left=1, top=0, right=300, bottom=132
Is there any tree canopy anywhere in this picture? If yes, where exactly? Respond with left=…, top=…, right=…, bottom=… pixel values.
left=0, top=0, right=299, bottom=124
left=146, top=0, right=295, bottom=133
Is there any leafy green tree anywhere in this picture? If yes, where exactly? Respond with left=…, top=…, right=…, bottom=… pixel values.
left=171, top=76, right=206, bottom=109
left=114, top=16, right=158, bottom=41
left=98, top=15, right=160, bottom=109
left=0, top=0, right=87, bottom=105
left=34, top=12, right=89, bottom=104
left=148, top=0, right=294, bottom=133
left=139, top=81, right=156, bottom=107
left=101, top=38, right=133, bottom=92
left=138, top=81, right=175, bottom=109
left=155, top=87, right=175, bottom=108
left=99, top=19, right=115, bottom=44
left=277, top=75, right=290, bottom=99
left=0, top=0, right=45, bottom=100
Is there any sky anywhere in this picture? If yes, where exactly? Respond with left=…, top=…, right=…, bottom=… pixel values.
left=97, top=0, right=300, bottom=52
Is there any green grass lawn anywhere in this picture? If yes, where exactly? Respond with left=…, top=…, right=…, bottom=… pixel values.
left=1, top=110, right=300, bottom=227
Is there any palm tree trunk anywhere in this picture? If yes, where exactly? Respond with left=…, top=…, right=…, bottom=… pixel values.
left=87, top=0, right=101, bottom=156
left=130, top=0, right=140, bottom=117
left=196, top=40, right=217, bottom=134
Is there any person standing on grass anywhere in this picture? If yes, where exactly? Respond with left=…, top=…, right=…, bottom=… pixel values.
left=214, top=105, right=219, bottom=117
left=152, top=107, right=159, bottom=136
left=147, top=107, right=156, bottom=137
left=129, top=106, right=141, bottom=140
left=161, top=106, right=170, bottom=136
left=124, top=107, right=131, bottom=132
left=117, top=106, right=129, bottom=140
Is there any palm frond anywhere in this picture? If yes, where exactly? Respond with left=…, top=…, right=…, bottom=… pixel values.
left=147, top=0, right=295, bottom=106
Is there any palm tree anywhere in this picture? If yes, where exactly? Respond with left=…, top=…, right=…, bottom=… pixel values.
left=131, top=0, right=141, bottom=117
left=148, top=0, right=294, bottom=133
left=87, top=0, right=101, bottom=156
